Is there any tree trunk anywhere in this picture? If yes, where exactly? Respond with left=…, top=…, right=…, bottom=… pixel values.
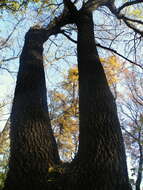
left=66, top=11, right=132, bottom=190
left=3, top=28, right=60, bottom=190
left=135, top=142, right=143, bottom=190
left=3, top=7, right=133, bottom=190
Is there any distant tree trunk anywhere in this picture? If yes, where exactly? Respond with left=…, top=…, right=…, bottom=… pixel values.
left=66, top=10, right=132, bottom=190
left=135, top=142, right=143, bottom=190
left=3, top=28, right=60, bottom=190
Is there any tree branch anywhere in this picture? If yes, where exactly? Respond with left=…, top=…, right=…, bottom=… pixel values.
left=121, top=125, right=138, bottom=142
left=117, top=0, right=143, bottom=14
left=2, top=56, right=19, bottom=62
left=96, top=43, right=143, bottom=69
left=122, top=16, right=143, bottom=25
left=83, top=0, right=115, bottom=12
left=106, top=2, right=143, bottom=37
left=122, top=18, right=143, bottom=37
left=60, top=30, right=77, bottom=44
left=0, top=18, right=24, bottom=50
left=63, top=0, right=77, bottom=12
left=30, top=4, right=76, bottom=44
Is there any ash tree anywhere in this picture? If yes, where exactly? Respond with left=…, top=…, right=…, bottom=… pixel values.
left=2, top=0, right=143, bottom=190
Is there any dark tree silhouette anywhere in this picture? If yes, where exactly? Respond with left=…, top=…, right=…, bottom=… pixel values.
left=3, top=1, right=134, bottom=190
left=64, top=8, right=132, bottom=190
left=3, top=28, right=60, bottom=190
left=52, top=2, right=132, bottom=189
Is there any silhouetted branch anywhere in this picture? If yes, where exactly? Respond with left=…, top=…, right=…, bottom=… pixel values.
left=122, top=18, right=143, bottom=37
left=60, top=30, right=77, bottom=43
left=96, top=43, right=143, bottom=69
left=2, top=56, right=19, bottom=62
left=106, top=1, right=143, bottom=37
left=0, top=18, right=24, bottom=50
left=122, top=16, right=143, bottom=25
left=121, top=125, right=138, bottom=142
left=117, top=0, right=143, bottom=14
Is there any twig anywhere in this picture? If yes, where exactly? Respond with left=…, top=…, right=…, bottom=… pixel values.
left=60, top=30, right=77, bottom=44
left=96, top=43, right=143, bottom=69
left=106, top=1, right=143, bottom=37
left=122, top=16, right=143, bottom=25
left=123, top=18, right=143, bottom=37
left=121, top=125, right=139, bottom=142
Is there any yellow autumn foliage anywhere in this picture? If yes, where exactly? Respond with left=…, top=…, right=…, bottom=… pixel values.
left=50, top=55, right=121, bottom=160
left=100, top=55, right=121, bottom=85
left=52, top=92, right=67, bottom=102
left=68, top=67, right=78, bottom=83
left=121, top=1, right=143, bottom=18
left=0, top=0, right=52, bottom=12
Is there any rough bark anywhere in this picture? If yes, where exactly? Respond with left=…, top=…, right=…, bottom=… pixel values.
left=64, top=10, right=132, bottom=190
left=3, top=28, right=60, bottom=190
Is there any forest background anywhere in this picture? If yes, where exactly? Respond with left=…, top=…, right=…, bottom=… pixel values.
left=0, top=0, right=142, bottom=189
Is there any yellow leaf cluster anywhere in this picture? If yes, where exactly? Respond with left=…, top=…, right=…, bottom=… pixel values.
left=131, top=9, right=142, bottom=17
left=52, top=92, right=66, bottom=102
left=0, top=1, right=20, bottom=10
left=0, top=0, right=52, bottom=12
left=50, top=57, right=121, bottom=160
left=68, top=67, right=78, bottom=83
left=100, top=56, right=121, bottom=85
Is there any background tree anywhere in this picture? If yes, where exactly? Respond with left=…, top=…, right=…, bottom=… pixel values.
left=49, top=55, right=121, bottom=161
left=118, top=68, right=143, bottom=190
left=49, top=66, right=79, bottom=161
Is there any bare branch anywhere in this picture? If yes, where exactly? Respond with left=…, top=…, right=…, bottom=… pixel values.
left=122, top=16, right=143, bottom=25
left=122, top=18, right=143, bottom=37
left=117, top=0, right=143, bottom=14
left=83, top=0, right=115, bottom=12
left=0, top=18, right=24, bottom=50
left=96, top=43, right=143, bottom=69
left=60, top=30, right=77, bottom=44
left=2, top=56, right=19, bottom=62
left=106, top=2, right=143, bottom=37
left=121, top=125, right=138, bottom=142
left=0, top=66, right=16, bottom=74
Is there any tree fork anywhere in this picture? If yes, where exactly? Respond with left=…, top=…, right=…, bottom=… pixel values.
left=3, top=1, right=133, bottom=189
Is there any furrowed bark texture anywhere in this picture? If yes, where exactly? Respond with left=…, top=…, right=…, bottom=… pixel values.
left=65, top=11, right=132, bottom=190
left=3, top=28, right=60, bottom=190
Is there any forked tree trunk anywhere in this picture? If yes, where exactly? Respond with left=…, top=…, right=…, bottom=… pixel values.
left=3, top=28, right=60, bottom=190
left=3, top=7, right=132, bottom=190
left=66, top=11, right=132, bottom=190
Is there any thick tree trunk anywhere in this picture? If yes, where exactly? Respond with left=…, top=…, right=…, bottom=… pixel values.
left=3, top=28, right=60, bottom=190
left=2, top=6, right=133, bottom=190
left=66, top=11, right=132, bottom=190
